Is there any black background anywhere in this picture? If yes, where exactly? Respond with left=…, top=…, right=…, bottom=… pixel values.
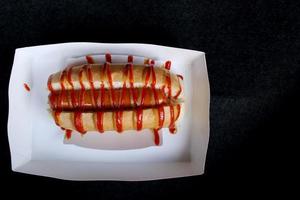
left=0, top=0, right=298, bottom=198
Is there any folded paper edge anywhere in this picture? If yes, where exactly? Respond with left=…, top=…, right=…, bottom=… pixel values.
left=8, top=49, right=33, bottom=172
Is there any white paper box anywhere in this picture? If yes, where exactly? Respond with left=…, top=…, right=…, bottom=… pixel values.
left=8, top=43, right=210, bottom=181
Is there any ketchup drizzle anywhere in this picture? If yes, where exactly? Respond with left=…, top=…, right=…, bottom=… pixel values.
left=24, top=83, right=30, bottom=92
left=136, top=108, right=143, bottom=131
left=165, top=61, right=171, bottom=70
left=86, top=65, right=97, bottom=107
left=65, top=129, right=72, bottom=139
left=95, top=61, right=107, bottom=133
left=129, top=63, right=138, bottom=107
left=169, top=105, right=176, bottom=134
left=106, top=62, right=117, bottom=108
left=74, top=112, right=86, bottom=134
left=177, top=74, right=183, bottom=80
left=47, top=75, right=54, bottom=92
left=66, top=67, right=77, bottom=108
left=153, top=129, right=160, bottom=145
left=86, top=55, right=94, bottom=64
left=165, top=73, right=172, bottom=98
left=158, top=106, right=165, bottom=129
left=115, top=111, right=123, bottom=133
left=105, top=53, right=112, bottom=63
left=58, top=70, right=68, bottom=108
left=73, top=65, right=87, bottom=134
left=54, top=111, right=61, bottom=126
left=96, top=111, right=104, bottom=133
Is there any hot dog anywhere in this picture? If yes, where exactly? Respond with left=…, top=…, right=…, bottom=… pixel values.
left=47, top=54, right=183, bottom=145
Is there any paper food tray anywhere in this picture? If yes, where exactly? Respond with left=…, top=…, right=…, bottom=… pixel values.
left=8, top=43, right=210, bottom=181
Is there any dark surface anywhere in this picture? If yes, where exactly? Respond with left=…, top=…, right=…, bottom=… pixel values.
left=0, top=0, right=298, bottom=197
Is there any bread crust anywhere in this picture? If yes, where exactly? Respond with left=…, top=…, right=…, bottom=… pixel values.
left=48, top=64, right=182, bottom=98
left=53, top=105, right=180, bottom=132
